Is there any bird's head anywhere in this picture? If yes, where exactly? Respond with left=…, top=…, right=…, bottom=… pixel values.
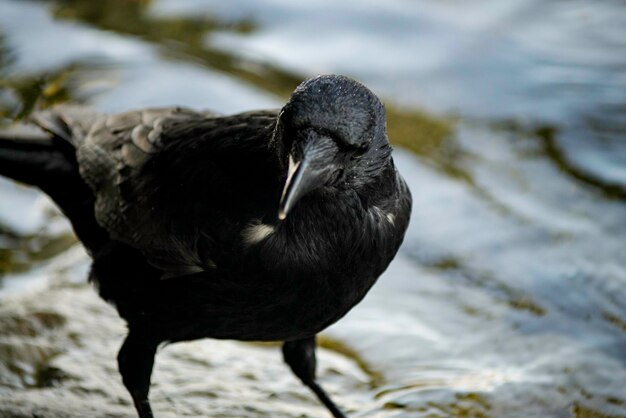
left=276, top=75, right=391, bottom=220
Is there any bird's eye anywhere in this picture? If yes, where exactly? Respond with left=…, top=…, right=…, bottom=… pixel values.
left=349, top=145, right=368, bottom=159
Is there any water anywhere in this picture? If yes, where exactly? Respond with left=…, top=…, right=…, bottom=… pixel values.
left=0, top=1, right=625, bottom=417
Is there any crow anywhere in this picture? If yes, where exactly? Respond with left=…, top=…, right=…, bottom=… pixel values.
left=0, top=75, right=411, bottom=417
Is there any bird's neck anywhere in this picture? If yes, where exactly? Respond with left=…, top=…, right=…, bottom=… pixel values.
left=260, top=163, right=401, bottom=282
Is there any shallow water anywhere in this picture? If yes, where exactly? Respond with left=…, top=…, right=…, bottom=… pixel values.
left=0, top=1, right=625, bottom=417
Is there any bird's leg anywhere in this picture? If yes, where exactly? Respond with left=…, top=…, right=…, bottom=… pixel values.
left=117, top=330, right=159, bottom=418
left=282, top=336, right=347, bottom=418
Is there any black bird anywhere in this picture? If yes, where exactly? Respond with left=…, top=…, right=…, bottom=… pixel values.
left=0, top=75, right=411, bottom=417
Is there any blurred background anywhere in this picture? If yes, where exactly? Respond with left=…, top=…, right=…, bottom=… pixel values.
left=0, top=1, right=625, bottom=417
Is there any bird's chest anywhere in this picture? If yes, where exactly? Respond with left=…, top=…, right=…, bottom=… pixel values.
left=238, top=214, right=382, bottom=329
left=253, top=195, right=390, bottom=280
left=182, top=195, right=396, bottom=341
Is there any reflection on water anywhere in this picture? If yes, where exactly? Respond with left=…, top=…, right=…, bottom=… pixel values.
left=0, top=0, right=625, bottom=417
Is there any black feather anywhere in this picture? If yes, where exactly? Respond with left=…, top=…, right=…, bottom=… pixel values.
left=0, top=75, right=411, bottom=418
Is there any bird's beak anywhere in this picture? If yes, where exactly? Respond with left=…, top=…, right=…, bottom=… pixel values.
left=278, top=132, right=338, bottom=220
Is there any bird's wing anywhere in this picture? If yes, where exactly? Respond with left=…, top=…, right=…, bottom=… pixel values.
left=47, top=106, right=279, bottom=276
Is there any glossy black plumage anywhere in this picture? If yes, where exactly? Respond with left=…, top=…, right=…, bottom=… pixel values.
left=0, top=75, right=411, bottom=417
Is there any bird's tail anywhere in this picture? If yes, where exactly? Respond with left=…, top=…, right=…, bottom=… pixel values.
left=0, top=130, right=73, bottom=187
left=0, top=115, right=108, bottom=252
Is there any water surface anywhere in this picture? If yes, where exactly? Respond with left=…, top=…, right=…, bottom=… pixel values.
left=0, top=1, right=624, bottom=417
